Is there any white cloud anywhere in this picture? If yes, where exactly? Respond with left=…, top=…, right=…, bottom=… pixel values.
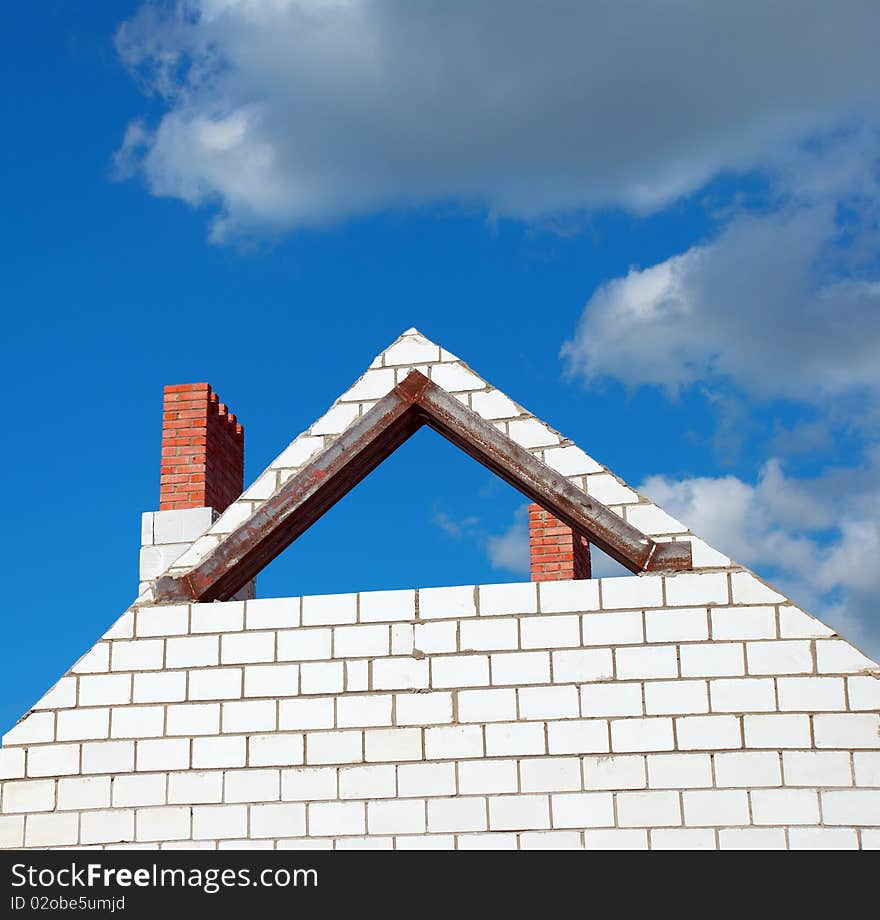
left=640, top=452, right=880, bottom=660
left=114, top=1, right=880, bottom=239
left=486, top=505, right=530, bottom=576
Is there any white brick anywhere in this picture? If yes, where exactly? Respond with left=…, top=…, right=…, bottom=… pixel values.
left=644, top=680, right=709, bottom=715
left=343, top=367, right=397, bottom=399
left=419, top=585, right=475, bottom=619
left=57, top=707, right=110, bottom=741
left=25, top=812, right=79, bottom=847
left=552, top=648, right=614, bottom=683
left=134, top=671, right=186, bottom=703
left=365, top=728, right=422, bottom=762
left=225, top=768, right=280, bottom=802
left=582, top=755, right=646, bottom=792
left=248, top=733, right=303, bottom=767
left=551, top=792, right=614, bottom=828
left=711, top=606, right=776, bottom=640
left=271, top=434, right=323, bottom=469
left=310, top=402, right=359, bottom=436
left=82, top=740, right=134, bottom=774
left=549, top=720, right=609, bottom=755
left=432, top=654, right=489, bottom=688
left=751, top=789, right=819, bottom=825
left=714, top=751, right=781, bottom=787
left=192, top=735, right=246, bottom=768
left=647, top=753, right=712, bottom=789
left=424, top=725, right=483, bottom=760
left=337, top=695, right=392, bottom=728
left=601, top=576, right=663, bottom=610
left=583, top=829, right=648, bottom=850
left=789, top=827, right=858, bottom=850
left=520, top=615, right=579, bottom=649
left=32, top=677, right=77, bottom=711
left=581, top=682, right=643, bottom=717
left=137, top=738, right=190, bottom=772
left=281, top=767, right=337, bottom=801
left=645, top=608, right=708, bottom=643
left=246, top=597, right=299, bottom=630
left=778, top=606, right=835, bottom=639
left=816, top=639, right=876, bottom=674
left=2, top=779, right=56, bottom=813
left=338, top=764, right=396, bottom=799
left=615, top=645, right=678, bottom=680
left=391, top=624, right=414, bottom=655
left=2, top=712, right=55, bottom=746
left=542, top=444, right=602, bottom=475
left=731, top=572, right=784, bottom=604
left=279, top=697, right=335, bottom=731
left=111, top=705, right=165, bottom=739
left=428, top=796, right=487, bottom=833
left=221, top=632, right=275, bottom=665
left=358, top=589, right=415, bottom=623
left=189, top=667, right=242, bottom=700
left=301, top=592, right=358, bottom=626
left=863, top=830, right=880, bottom=849
left=307, top=730, right=363, bottom=765
left=854, top=752, right=880, bottom=786
left=821, top=790, right=880, bottom=825
left=72, top=643, right=110, bottom=674
left=57, top=776, right=111, bottom=810
left=745, top=714, right=812, bottom=749
left=777, top=676, right=845, bottom=711
left=582, top=611, right=643, bottom=646
left=710, top=678, right=776, bottom=712
left=783, top=751, right=851, bottom=787
left=665, top=572, right=729, bottom=606
left=191, top=601, right=243, bottom=633
left=80, top=808, right=134, bottom=845
left=488, top=794, right=550, bottom=831
left=458, top=759, right=518, bottom=794
left=585, top=473, right=637, bottom=504
left=519, top=685, right=579, bottom=720
left=470, top=389, right=519, bottom=419
left=458, top=688, right=516, bottom=723
left=192, top=804, right=248, bottom=839
left=0, top=815, right=24, bottom=847
left=676, top=715, right=742, bottom=750
left=136, top=605, right=189, bottom=638
left=384, top=334, right=440, bottom=365
left=111, top=639, right=164, bottom=671
left=113, top=773, right=167, bottom=807
left=250, top=803, right=306, bottom=838
left=397, top=761, right=456, bottom=797
left=413, top=621, right=457, bottom=654
left=135, top=806, right=190, bottom=842
left=617, top=791, right=681, bottom=827
left=166, top=636, right=218, bottom=669
left=520, top=757, right=581, bottom=792
left=814, top=713, right=880, bottom=749
left=508, top=418, right=558, bottom=448
left=490, top=651, right=550, bottom=685
left=368, top=799, right=425, bottom=834
left=719, top=827, right=786, bottom=850
left=79, top=673, right=132, bottom=706
left=333, top=624, right=389, bottom=658
left=0, top=748, right=24, bottom=782
left=461, top=618, right=519, bottom=651
left=539, top=580, right=600, bottom=614
left=221, top=700, right=276, bottom=733
left=395, top=692, right=453, bottom=725
left=242, top=664, right=298, bottom=698
left=848, top=675, right=880, bottom=711
left=372, top=657, right=429, bottom=690
left=166, top=703, right=220, bottom=736
left=520, top=830, right=582, bottom=849
left=680, top=643, right=744, bottom=678
left=277, top=628, right=331, bottom=661
left=104, top=611, right=135, bottom=641
left=300, top=661, right=344, bottom=694
left=611, top=717, right=674, bottom=752
left=429, top=362, right=483, bottom=391
left=747, top=640, right=812, bottom=675
left=309, top=801, right=365, bottom=836
left=333, top=835, right=392, bottom=850
left=683, top=790, right=749, bottom=826
left=478, top=582, right=537, bottom=616
left=486, top=721, right=546, bottom=756
left=651, top=828, right=716, bottom=850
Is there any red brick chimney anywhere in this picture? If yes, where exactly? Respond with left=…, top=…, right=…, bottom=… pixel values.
left=528, top=503, right=591, bottom=581
left=160, top=383, right=244, bottom=513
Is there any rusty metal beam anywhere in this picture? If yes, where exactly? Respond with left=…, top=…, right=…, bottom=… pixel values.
left=153, top=371, right=691, bottom=604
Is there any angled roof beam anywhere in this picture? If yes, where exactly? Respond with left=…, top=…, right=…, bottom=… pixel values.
left=154, top=371, right=691, bottom=604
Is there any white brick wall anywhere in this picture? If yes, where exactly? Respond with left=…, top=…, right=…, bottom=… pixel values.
left=2, top=570, right=878, bottom=849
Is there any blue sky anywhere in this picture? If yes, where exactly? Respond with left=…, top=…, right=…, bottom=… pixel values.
left=2, top=1, right=879, bottom=733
